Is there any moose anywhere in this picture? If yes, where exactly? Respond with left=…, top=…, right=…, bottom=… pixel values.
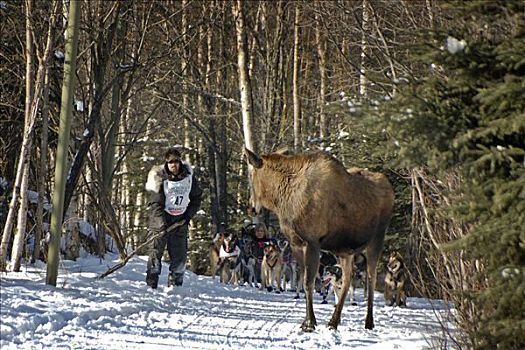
left=245, top=148, right=394, bottom=331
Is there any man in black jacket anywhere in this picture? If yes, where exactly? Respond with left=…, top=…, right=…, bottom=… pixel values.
left=144, top=147, right=202, bottom=288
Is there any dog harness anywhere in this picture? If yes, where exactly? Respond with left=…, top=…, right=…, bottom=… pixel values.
left=265, top=257, right=278, bottom=269
left=219, top=245, right=240, bottom=258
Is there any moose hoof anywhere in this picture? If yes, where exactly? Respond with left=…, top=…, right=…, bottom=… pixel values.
left=301, top=320, right=316, bottom=332
left=267, top=286, right=273, bottom=292
left=327, top=318, right=339, bottom=330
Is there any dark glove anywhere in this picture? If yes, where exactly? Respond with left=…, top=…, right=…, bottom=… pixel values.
left=149, top=215, right=166, bottom=232
left=182, top=213, right=191, bottom=225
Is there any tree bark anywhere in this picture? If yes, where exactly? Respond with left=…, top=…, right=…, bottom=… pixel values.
left=120, top=96, right=131, bottom=252
left=359, top=0, right=370, bottom=98
left=215, top=17, right=228, bottom=227
left=33, top=66, right=50, bottom=264
left=47, top=0, right=81, bottom=286
left=232, top=0, right=256, bottom=154
left=315, top=9, right=328, bottom=140
left=33, top=1, right=59, bottom=265
left=426, top=0, right=434, bottom=28
left=372, top=11, right=397, bottom=96
left=62, top=1, right=120, bottom=219
left=101, top=8, right=126, bottom=195
left=64, top=199, right=80, bottom=261
left=8, top=0, right=36, bottom=272
left=2, top=0, right=56, bottom=271
left=263, top=1, right=284, bottom=150
left=293, top=5, right=302, bottom=152
left=96, top=2, right=129, bottom=257
left=10, top=162, right=30, bottom=271
left=131, top=189, right=143, bottom=250
left=181, top=0, right=191, bottom=163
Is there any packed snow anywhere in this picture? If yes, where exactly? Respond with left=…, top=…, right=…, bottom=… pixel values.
left=1, top=255, right=453, bottom=349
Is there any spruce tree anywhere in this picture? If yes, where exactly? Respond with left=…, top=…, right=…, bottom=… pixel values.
left=379, top=1, right=524, bottom=348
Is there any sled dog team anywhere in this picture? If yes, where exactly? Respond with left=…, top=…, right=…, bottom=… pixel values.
left=209, top=224, right=295, bottom=293
left=209, top=224, right=408, bottom=308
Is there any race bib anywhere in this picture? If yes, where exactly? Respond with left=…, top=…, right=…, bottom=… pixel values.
left=164, top=176, right=192, bottom=216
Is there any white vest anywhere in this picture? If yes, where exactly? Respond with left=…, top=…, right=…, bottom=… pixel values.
left=163, top=173, right=192, bottom=216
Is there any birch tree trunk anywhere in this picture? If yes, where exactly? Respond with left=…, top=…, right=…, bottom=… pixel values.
left=359, top=0, right=370, bottom=98
left=201, top=2, right=219, bottom=227
left=32, top=0, right=60, bottom=262
left=263, top=0, right=284, bottom=150
left=3, top=0, right=56, bottom=271
left=372, top=9, right=397, bottom=97
left=248, top=2, right=261, bottom=80
left=10, top=162, right=30, bottom=271
left=292, top=5, right=302, bottom=152
left=181, top=0, right=191, bottom=163
left=132, top=190, right=143, bottom=249
left=8, top=0, right=36, bottom=272
left=62, top=1, right=120, bottom=218
left=120, top=97, right=131, bottom=251
left=278, top=47, right=289, bottom=142
left=197, top=3, right=213, bottom=232
left=215, top=7, right=228, bottom=226
left=426, top=0, right=434, bottom=28
left=64, top=197, right=80, bottom=261
left=248, top=3, right=263, bottom=148
left=47, top=0, right=81, bottom=286
left=232, top=0, right=256, bottom=154
left=231, top=1, right=257, bottom=206
left=83, top=162, right=95, bottom=231
left=33, top=66, right=51, bottom=264
left=315, top=9, right=328, bottom=140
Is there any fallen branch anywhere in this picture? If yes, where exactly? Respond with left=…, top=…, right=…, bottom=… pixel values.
left=98, top=221, right=184, bottom=279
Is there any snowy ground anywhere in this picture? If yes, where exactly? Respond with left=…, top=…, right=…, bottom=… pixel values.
left=1, top=255, right=454, bottom=350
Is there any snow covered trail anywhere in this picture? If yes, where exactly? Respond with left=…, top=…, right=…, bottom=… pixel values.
left=1, top=255, right=451, bottom=349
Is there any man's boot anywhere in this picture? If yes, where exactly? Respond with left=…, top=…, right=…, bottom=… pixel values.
left=146, top=273, right=159, bottom=289
left=168, top=274, right=183, bottom=287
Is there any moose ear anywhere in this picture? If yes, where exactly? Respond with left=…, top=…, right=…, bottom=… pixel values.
left=245, top=147, right=263, bottom=168
left=274, top=147, right=292, bottom=155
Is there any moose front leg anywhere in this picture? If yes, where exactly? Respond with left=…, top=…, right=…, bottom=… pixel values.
left=301, top=243, right=320, bottom=332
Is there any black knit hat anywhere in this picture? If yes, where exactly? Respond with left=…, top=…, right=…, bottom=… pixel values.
left=164, top=148, right=181, bottom=162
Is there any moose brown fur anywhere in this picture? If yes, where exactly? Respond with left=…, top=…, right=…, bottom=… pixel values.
left=246, top=148, right=394, bottom=331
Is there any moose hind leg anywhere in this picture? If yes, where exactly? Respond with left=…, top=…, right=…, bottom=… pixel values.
left=301, top=244, right=319, bottom=332
left=365, top=237, right=384, bottom=330
left=328, top=254, right=353, bottom=330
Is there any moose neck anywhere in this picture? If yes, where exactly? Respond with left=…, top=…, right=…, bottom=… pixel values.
left=256, top=158, right=308, bottom=220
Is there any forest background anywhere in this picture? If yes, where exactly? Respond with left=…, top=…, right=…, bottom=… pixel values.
left=0, top=1, right=523, bottom=349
